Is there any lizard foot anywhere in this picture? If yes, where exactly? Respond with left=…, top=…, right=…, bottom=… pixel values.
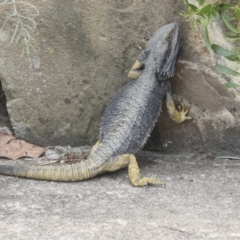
left=124, top=154, right=164, bottom=187
left=133, top=177, right=166, bottom=187
left=103, top=154, right=165, bottom=187
left=137, top=37, right=148, bottom=50
left=128, top=38, right=148, bottom=79
left=176, top=100, right=192, bottom=122
left=166, top=92, right=192, bottom=123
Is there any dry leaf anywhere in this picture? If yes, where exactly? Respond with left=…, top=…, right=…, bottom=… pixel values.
left=0, top=132, right=45, bottom=160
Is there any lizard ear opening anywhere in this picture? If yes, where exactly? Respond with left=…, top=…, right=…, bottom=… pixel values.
left=138, top=49, right=151, bottom=65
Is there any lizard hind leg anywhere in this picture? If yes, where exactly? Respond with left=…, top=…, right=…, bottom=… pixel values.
left=103, top=154, right=165, bottom=187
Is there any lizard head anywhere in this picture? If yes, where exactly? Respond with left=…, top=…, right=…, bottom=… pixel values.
left=138, top=22, right=180, bottom=80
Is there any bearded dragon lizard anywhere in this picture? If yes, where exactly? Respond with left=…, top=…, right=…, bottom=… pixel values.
left=0, top=22, right=191, bottom=186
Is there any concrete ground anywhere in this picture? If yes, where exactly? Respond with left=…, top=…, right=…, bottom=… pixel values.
left=0, top=151, right=240, bottom=240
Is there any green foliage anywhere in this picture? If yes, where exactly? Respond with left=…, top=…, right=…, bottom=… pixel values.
left=0, top=0, right=39, bottom=57
left=216, top=64, right=240, bottom=76
left=181, top=0, right=240, bottom=89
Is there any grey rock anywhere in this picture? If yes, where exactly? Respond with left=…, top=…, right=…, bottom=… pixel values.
left=0, top=0, right=239, bottom=154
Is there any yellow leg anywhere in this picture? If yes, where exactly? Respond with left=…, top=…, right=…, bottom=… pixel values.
left=128, top=38, right=148, bottom=79
left=166, top=92, right=192, bottom=123
left=103, top=154, right=165, bottom=187
left=128, top=60, right=144, bottom=79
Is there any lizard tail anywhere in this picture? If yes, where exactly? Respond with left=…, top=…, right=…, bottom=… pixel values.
left=0, top=153, right=104, bottom=181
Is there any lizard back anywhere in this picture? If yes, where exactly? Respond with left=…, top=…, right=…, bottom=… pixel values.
left=100, top=65, right=170, bottom=156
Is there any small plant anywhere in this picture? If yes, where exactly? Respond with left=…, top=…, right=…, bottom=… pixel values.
left=0, top=0, right=39, bottom=57
left=181, top=0, right=240, bottom=88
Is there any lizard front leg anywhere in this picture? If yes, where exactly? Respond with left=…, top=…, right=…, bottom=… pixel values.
left=103, top=154, right=165, bottom=187
left=166, top=91, right=192, bottom=123
left=128, top=60, right=144, bottom=79
left=128, top=38, right=148, bottom=79
left=138, top=37, right=148, bottom=51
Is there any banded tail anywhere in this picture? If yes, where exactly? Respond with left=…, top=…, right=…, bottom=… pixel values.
left=0, top=152, right=104, bottom=181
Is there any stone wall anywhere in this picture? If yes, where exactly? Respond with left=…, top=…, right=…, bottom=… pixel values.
left=0, top=0, right=239, bottom=154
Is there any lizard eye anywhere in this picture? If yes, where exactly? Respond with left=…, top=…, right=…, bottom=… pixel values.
left=166, top=30, right=173, bottom=41
left=167, top=33, right=172, bottom=41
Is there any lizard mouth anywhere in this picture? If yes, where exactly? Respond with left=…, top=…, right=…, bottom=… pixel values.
left=158, top=71, right=174, bottom=80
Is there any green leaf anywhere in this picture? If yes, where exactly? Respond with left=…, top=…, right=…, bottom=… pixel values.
left=211, top=44, right=240, bottom=61
left=210, top=9, right=217, bottom=17
left=214, top=3, right=233, bottom=11
left=201, top=17, right=210, bottom=27
left=225, top=55, right=240, bottom=61
left=198, top=4, right=212, bottom=16
left=226, top=37, right=240, bottom=42
left=213, top=45, right=235, bottom=56
left=222, top=14, right=238, bottom=34
left=225, top=82, right=240, bottom=88
left=221, top=3, right=233, bottom=10
left=187, top=3, right=198, bottom=12
left=235, top=9, right=240, bottom=20
left=203, top=25, right=211, bottom=49
left=197, top=0, right=205, bottom=5
left=216, top=64, right=240, bottom=76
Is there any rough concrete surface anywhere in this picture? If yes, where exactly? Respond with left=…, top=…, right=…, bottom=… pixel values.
left=0, top=151, right=240, bottom=240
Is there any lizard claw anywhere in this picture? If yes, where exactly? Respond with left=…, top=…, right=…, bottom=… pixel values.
left=167, top=93, right=192, bottom=123
left=177, top=101, right=192, bottom=122
left=137, top=37, right=149, bottom=51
